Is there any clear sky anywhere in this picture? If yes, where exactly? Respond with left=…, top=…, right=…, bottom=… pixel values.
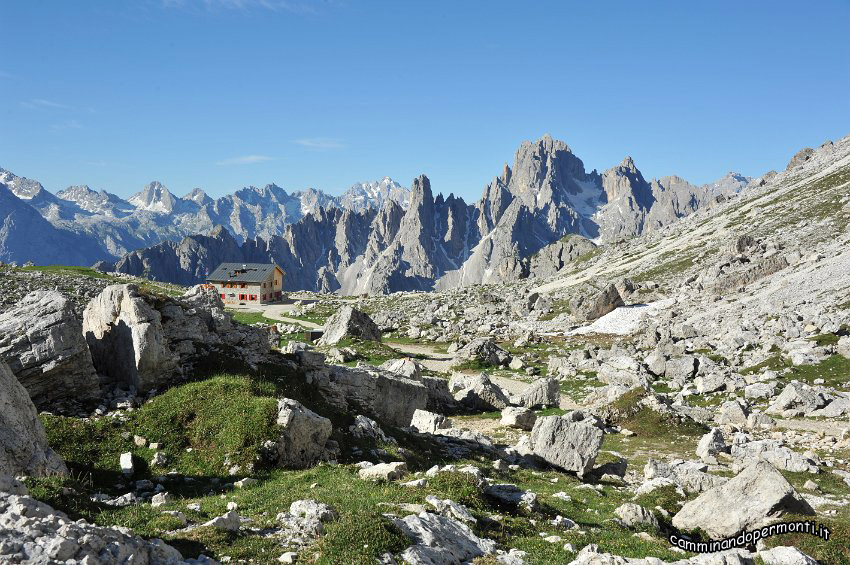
left=2, top=1, right=849, bottom=201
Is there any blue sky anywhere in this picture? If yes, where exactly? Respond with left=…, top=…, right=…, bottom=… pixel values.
left=2, top=1, right=849, bottom=201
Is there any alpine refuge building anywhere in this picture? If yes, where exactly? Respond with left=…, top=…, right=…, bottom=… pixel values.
left=206, top=263, right=284, bottom=305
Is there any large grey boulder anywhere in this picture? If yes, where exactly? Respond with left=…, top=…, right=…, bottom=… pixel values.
left=307, top=364, right=428, bottom=427
left=838, top=336, right=850, bottom=359
left=530, top=412, right=603, bottom=477
left=696, top=428, right=728, bottom=463
left=410, top=409, right=451, bottom=434
left=450, top=372, right=510, bottom=411
left=274, top=398, right=332, bottom=469
left=644, top=458, right=726, bottom=494
left=672, top=461, right=814, bottom=538
left=82, top=284, right=178, bottom=391
left=390, top=511, right=498, bottom=564
left=0, top=490, right=211, bottom=563
left=730, top=439, right=818, bottom=473
left=569, top=283, right=624, bottom=322
left=518, top=377, right=559, bottom=408
left=766, top=383, right=830, bottom=417
left=83, top=284, right=269, bottom=392
left=614, top=503, right=658, bottom=530
left=454, top=337, right=511, bottom=367
left=318, top=306, right=381, bottom=346
left=501, top=406, right=537, bottom=431
left=759, top=546, right=818, bottom=565
left=717, top=399, right=750, bottom=427
left=0, top=360, right=67, bottom=478
left=0, top=290, right=100, bottom=409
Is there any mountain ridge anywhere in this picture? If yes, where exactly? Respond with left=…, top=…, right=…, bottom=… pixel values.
left=97, top=134, right=781, bottom=294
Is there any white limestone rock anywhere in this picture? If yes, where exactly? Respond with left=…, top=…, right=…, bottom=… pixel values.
left=0, top=360, right=67, bottom=478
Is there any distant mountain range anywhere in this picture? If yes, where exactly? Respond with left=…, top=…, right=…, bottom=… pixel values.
left=43, top=135, right=763, bottom=294
left=0, top=168, right=410, bottom=262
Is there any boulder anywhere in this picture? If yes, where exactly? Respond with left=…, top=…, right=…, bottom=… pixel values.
left=730, top=440, right=818, bottom=473
left=569, top=283, right=624, bottom=322
left=530, top=412, right=603, bottom=477
left=696, top=428, right=728, bottom=463
left=665, top=355, right=698, bottom=383
left=83, top=285, right=268, bottom=393
left=614, top=503, right=658, bottom=530
left=643, top=350, right=667, bottom=377
left=410, top=409, right=452, bottom=434
left=0, top=360, right=67, bottom=478
left=0, top=490, right=210, bottom=563
left=838, top=336, right=850, bottom=359
left=358, top=461, right=408, bottom=481
left=390, top=512, right=497, bottom=564
left=451, top=372, right=510, bottom=411
left=379, top=358, right=422, bottom=379
left=766, top=383, right=830, bottom=417
left=318, top=306, right=381, bottom=346
left=744, top=382, right=777, bottom=400
left=501, top=407, right=537, bottom=431
left=348, top=414, right=394, bottom=444
left=759, top=546, right=818, bottom=565
left=717, top=399, right=750, bottom=427
left=454, top=337, right=511, bottom=367
left=672, top=461, right=814, bottom=538
left=274, top=398, right=332, bottom=469
left=306, top=364, right=428, bottom=427
left=0, top=291, right=100, bottom=409
left=82, top=284, right=179, bottom=391
left=644, top=458, right=726, bottom=494
left=518, top=377, right=560, bottom=408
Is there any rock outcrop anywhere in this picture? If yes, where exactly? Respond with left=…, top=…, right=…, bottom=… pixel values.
left=0, top=488, right=213, bottom=563
left=672, top=461, right=814, bottom=538
left=83, top=284, right=178, bottom=391
left=274, top=398, right=333, bottom=469
left=0, top=290, right=99, bottom=410
left=318, top=306, right=381, bottom=346
left=530, top=412, right=603, bottom=477
left=0, top=360, right=67, bottom=478
left=570, top=283, right=624, bottom=322
left=307, top=364, right=428, bottom=427
left=83, top=284, right=269, bottom=392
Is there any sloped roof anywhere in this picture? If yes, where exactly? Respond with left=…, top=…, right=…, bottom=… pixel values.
left=207, top=263, right=281, bottom=283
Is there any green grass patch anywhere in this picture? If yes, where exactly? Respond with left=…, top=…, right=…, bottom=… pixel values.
left=807, top=333, right=840, bottom=347
left=227, top=310, right=279, bottom=326
left=740, top=355, right=790, bottom=376
left=783, top=354, right=850, bottom=388
left=603, top=389, right=708, bottom=440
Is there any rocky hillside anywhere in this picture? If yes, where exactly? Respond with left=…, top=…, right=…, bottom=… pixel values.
left=0, top=167, right=410, bottom=260
left=0, top=129, right=848, bottom=564
left=107, top=135, right=752, bottom=293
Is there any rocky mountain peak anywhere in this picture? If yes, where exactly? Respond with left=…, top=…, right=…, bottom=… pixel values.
left=619, top=156, right=638, bottom=172
left=339, top=177, right=410, bottom=212
left=602, top=157, right=651, bottom=205
left=183, top=188, right=211, bottom=206
left=129, top=181, right=177, bottom=214
left=0, top=168, right=47, bottom=200
left=508, top=135, right=592, bottom=209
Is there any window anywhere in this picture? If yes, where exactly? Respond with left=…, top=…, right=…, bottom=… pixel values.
left=262, top=282, right=266, bottom=288
left=220, top=293, right=225, bottom=299
left=241, top=283, right=247, bottom=288
left=262, top=294, right=266, bottom=300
